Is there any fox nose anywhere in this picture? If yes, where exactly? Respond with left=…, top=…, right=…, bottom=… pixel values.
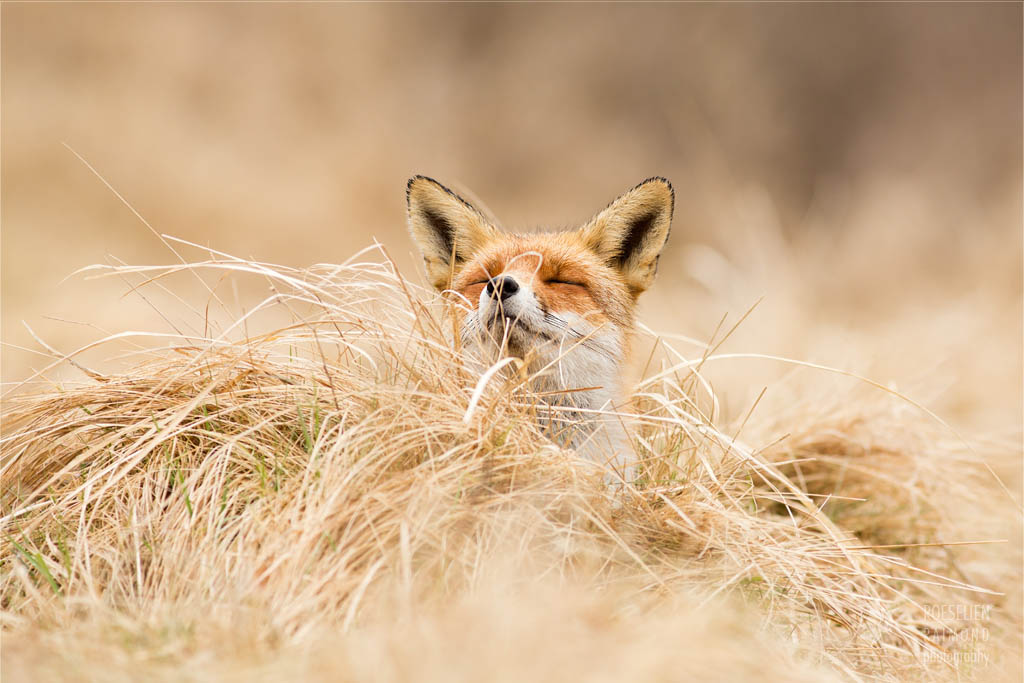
left=485, top=275, right=519, bottom=300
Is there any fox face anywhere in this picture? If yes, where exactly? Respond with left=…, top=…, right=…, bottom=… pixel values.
left=406, top=176, right=672, bottom=474
left=449, top=235, right=631, bottom=370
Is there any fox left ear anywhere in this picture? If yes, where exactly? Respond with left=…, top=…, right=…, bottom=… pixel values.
left=406, top=175, right=498, bottom=290
left=579, top=177, right=674, bottom=296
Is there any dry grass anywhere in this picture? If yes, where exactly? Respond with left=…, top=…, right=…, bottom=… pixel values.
left=2, top=243, right=1019, bottom=681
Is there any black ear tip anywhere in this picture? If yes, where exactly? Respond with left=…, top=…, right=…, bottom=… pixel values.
left=638, top=176, right=673, bottom=194
left=407, top=175, right=441, bottom=202
left=406, top=176, right=486, bottom=218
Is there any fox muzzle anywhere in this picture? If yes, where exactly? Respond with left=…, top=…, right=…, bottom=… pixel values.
left=485, top=275, right=519, bottom=300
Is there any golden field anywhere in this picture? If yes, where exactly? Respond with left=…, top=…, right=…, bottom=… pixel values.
left=2, top=4, right=1021, bottom=681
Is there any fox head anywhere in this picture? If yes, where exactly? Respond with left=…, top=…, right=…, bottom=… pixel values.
left=406, top=175, right=673, bottom=409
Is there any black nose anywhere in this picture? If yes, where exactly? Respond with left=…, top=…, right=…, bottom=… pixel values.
left=485, top=275, right=519, bottom=300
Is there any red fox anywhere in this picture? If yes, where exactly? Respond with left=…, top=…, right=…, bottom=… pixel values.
left=407, top=176, right=673, bottom=481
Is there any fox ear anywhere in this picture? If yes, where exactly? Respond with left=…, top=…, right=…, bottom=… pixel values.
left=579, top=177, right=674, bottom=296
left=407, top=176, right=497, bottom=290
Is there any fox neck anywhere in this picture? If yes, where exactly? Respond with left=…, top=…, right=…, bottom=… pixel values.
left=463, top=315, right=627, bottom=414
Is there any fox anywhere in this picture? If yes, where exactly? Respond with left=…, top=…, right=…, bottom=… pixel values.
left=406, top=175, right=673, bottom=482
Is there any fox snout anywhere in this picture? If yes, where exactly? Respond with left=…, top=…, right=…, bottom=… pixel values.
left=482, top=275, right=524, bottom=330
left=478, top=272, right=535, bottom=336
left=485, top=275, right=519, bottom=301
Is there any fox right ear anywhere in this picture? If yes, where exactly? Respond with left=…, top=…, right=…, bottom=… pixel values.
left=406, top=176, right=497, bottom=290
left=579, top=177, right=674, bottom=297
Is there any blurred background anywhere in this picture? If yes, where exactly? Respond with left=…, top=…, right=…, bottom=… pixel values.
left=3, top=3, right=1021, bottom=434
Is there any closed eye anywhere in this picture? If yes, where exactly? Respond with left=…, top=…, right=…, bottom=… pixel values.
left=547, top=279, right=586, bottom=288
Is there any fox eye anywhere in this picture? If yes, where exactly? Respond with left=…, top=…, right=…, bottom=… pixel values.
left=547, top=279, right=586, bottom=289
